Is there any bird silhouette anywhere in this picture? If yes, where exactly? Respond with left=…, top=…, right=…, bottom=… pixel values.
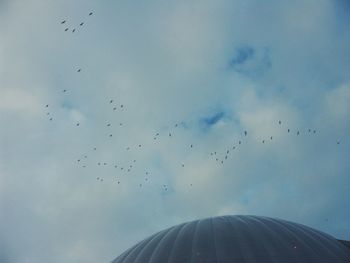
left=89, top=12, right=93, bottom=16
left=61, top=20, right=66, bottom=24
left=80, top=22, right=84, bottom=26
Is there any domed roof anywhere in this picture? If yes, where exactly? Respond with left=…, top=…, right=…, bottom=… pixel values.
left=112, top=215, right=350, bottom=263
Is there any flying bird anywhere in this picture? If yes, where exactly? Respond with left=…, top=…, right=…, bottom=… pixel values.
left=244, top=131, right=247, bottom=136
left=65, top=28, right=69, bottom=31
left=72, top=28, right=75, bottom=33
left=76, top=123, right=80, bottom=126
left=80, top=22, right=84, bottom=26
left=288, top=129, right=290, bottom=133
left=89, top=12, right=93, bottom=16
left=45, top=104, right=49, bottom=107
left=278, top=120, right=282, bottom=125
left=77, top=68, right=81, bottom=72
left=61, top=20, right=66, bottom=24
left=110, top=100, right=113, bottom=104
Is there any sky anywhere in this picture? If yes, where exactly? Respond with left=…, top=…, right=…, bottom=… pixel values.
left=1, top=0, right=350, bottom=262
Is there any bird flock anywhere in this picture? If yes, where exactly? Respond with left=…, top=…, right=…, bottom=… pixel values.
left=44, top=11, right=343, bottom=193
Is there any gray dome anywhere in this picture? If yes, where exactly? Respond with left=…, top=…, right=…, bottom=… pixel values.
left=112, top=215, right=350, bottom=263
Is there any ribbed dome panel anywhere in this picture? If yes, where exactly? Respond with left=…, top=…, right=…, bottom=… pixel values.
left=112, top=215, right=350, bottom=263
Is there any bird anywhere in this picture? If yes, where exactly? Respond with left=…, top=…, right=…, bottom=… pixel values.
left=138, top=144, right=142, bottom=147
left=308, top=129, right=311, bottom=133
left=77, top=159, right=81, bottom=162
left=76, top=123, right=80, bottom=126
left=65, top=28, right=69, bottom=31
left=120, top=105, right=124, bottom=108
left=337, top=141, right=340, bottom=145
left=169, top=133, right=172, bottom=137
left=49, top=118, right=53, bottom=121
left=72, top=28, right=75, bottom=33
left=288, top=129, right=290, bottom=133
left=278, top=120, right=282, bottom=125
left=239, top=141, right=241, bottom=144
left=313, top=130, right=316, bottom=133
left=119, top=123, right=123, bottom=126
left=182, top=164, right=185, bottom=167
left=103, top=162, right=107, bottom=165
left=77, top=68, right=81, bottom=72
left=107, top=123, right=111, bottom=127
left=80, top=22, right=84, bottom=26
left=113, top=107, right=117, bottom=111
left=110, top=99, right=113, bottom=104
left=190, top=144, right=193, bottom=148
left=232, top=146, right=236, bottom=150
left=98, top=162, right=101, bottom=165
left=89, top=12, right=93, bottom=16
left=225, top=155, right=228, bottom=160
left=262, top=140, right=265, bottom=143
left=175, top=124, right=178, bottom=127
left=114, top=165, right=118, bottom=168
left=109, top=134, right=113, bottom=137
left=61, top=20, right=66, bottom=24
left=93, top=147, right=97, bottom=150
left=270, top=136, right=273, bottom=140
left=63, top=89, right=67, bottom=92
left=244, top=131, right=247, bottom=136
left=227, top=150, right=229, bottom=154
left=45, top=104, right=49, bottom=108
left=297, top=131, right=300, bottom=135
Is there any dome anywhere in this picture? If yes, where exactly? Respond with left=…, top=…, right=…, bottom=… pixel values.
left=112, top=215, right=350, bottom=263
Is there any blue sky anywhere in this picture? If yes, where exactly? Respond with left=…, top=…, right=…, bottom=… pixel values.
left=1, top=0, right=350, bottom=262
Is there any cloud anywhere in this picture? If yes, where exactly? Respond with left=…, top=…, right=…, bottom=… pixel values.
left=1, top=0, right=350, bottom=262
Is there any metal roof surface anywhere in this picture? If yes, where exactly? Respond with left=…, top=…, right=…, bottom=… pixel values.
left=112, top=215, right=350, bottom=263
